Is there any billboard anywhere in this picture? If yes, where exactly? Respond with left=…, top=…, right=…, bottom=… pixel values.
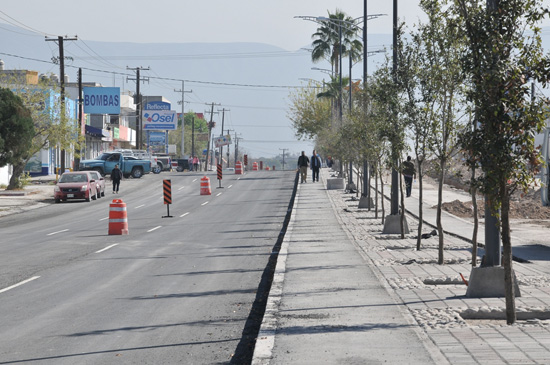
left=143, top=101, right=176, bottom=130
left=214, top=135, right=232, bottom=147
left=148, top=131, right=167, bottom=153
left=83, top=87, right=120, bottom=114
left=143, top=110, right=177, bottom=130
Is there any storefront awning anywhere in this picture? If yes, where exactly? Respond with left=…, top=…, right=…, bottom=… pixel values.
left=85, top=125, right=111, bottom=139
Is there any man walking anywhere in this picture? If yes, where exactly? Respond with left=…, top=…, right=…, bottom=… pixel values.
left=111, top=164, right=123, bottom=194
left=311, top=150, right=321, bottom=182
left=297, top=151, right=309, bottom=183
left=402, top=156, right=416, bottom=197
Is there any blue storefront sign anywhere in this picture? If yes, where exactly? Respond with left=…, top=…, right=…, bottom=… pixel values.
left=83, top=87, right=120, bottom=114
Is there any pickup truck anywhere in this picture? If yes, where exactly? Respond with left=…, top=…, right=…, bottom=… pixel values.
left=79, top=152, right=152, bottom=178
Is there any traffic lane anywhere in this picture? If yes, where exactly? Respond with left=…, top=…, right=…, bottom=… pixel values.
left=0, top=172, right=237, bottom=290
left=0, top=171, right=295, bottom=363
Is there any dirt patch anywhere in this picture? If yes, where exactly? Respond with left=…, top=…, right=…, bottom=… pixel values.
left=425, top=156, right=550, bottom=220
left=439, top=198, right=550, bottom=220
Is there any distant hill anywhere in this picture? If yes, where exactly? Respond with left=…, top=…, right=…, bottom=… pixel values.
left=3, top=22, right=548, bottom=157
left=0, top=22, right=392, bottom=157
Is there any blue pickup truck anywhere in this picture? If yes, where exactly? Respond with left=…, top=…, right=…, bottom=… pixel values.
left=79, top=152, right=152, bottom=178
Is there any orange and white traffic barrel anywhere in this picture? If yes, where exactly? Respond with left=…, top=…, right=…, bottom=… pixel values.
left=200, top=176, right=212, bottom=195
left=252, top=162, right=258, bottom=171
left=108, top=199, right=129, bottom=235
left=235, top=161, right=243, bottom=175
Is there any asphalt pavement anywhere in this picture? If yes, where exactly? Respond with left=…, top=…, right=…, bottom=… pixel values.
left=253, top=168, right=550, bottom=364
left=4, top=170, right=550, bottom=364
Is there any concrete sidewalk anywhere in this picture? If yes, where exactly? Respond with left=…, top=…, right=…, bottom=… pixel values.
left=254, top=168, right=550, bottom=364
left=253, top=172, right=445, bottom=364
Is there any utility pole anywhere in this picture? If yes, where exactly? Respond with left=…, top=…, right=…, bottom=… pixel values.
left=174, top=81, right=192, bottom=158
left=74, top=68, right=83, bottom=171
left=46, top=35, right=77, bottom=173
left=225, top=128, right=235, bottom=167
left=204, top=103, right=220, bottom=171
left=127, top=66, right=149, bottom=150
left=191, top=115, right=195, bottom=159
left=218, top=108, right=230, bottom=168
left=234, top=132, right=242, bottom=166
left=279, top=148, right=288, bottom=170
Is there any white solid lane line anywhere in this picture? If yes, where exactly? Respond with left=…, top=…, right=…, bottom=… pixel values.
left=47, top=229, right=69, bottom=236
left=96, top=244, right=119, bottom=254
left=0, top=276, right=40, bottom=294
left=148, top=226, right=162, bottom=232
left=135, top=204, right=145, bottom=209
left=201, top=201, right=209, bottom=206
left=180, top=212, right=190, bottom=218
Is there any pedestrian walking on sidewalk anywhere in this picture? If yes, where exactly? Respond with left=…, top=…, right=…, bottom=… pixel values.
left=111, top=164, right=123, bottom=194
left=297, top=151, right=309, bottom=183
left=311, top=150, right=321, bottom=182
left=402, top=156, right=416, bottom=197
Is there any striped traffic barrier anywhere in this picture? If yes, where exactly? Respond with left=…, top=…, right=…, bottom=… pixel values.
left=252, top=162, right=258, bottom=171
left=108, top=199, right=129, bottom=235
left=200, top=176, right=212, bottom=195
left=235, top=161, right=243, bottom=175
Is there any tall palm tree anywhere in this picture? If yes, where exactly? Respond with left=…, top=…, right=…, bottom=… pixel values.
left=311, top=9, right=363, bottom=77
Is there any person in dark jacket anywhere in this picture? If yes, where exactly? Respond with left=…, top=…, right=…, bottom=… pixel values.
left=402, top=156, right=416, bottom=197
left=111, top=164, right=123, bottom=193
left=297, top=151, right=309, bottom=183
left=310, top=150, right=321, bottom=182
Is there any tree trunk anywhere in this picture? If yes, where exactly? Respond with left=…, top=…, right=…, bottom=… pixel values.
left=471, top=165, right=479, bottom=266
left=501, top=183, right=517, bottom=324
left=399, top=164, right=405, bottom=239
left=380, top=166, right=385, bottom=224
left=416, top=159, right=424, bottom=251
left=437, top=157, right=446, bottom=265
left=375, top=164, right=379, bottom=219
left=7, top=161, right=27, bottom=190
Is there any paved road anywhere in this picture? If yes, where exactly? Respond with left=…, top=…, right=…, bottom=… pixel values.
left=0, top=170, right=295, bottom=364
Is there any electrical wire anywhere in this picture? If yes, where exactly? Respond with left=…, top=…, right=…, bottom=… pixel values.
left=0, top=12, right=55, bottom=36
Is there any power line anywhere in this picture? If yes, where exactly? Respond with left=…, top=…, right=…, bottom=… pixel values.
left=0, top=51, right=305, bottom=89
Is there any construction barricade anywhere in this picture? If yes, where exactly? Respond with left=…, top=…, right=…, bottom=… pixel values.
left=200, top=176, right=212, bottom=195
left=252, top=162, right=258, bottom=171
left=235, top=161, right=243, bottom=175
left=108, top=199, right=129, bottom=235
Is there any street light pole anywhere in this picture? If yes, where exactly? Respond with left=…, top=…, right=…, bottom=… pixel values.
left=363, top=0, right=370, bottom=207
left=391, top=0, right=399, bottom=216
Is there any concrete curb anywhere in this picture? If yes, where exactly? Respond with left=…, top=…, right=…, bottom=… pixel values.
left=251, top=183, right=299, bottom=365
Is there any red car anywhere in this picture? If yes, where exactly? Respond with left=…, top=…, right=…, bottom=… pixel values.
left=88, top=170, right=106, bottom=199
left=54, top=171, right=98, bottom=203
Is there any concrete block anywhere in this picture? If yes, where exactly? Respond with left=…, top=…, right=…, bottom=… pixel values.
left=466, top=266, right=521, bottom=298
left=326, top=178, right=344, bottom=190
left=382, top=214, right=409, bottom=234
left=358, top=196, right=374, bottom=209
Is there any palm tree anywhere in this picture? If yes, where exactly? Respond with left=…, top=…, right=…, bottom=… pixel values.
left=311, top=9, right=363, bottom=77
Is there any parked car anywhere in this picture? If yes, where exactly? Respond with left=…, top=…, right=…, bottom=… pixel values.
left=87, top=170, right=106, bottom=198
left=54, top=171, right=98, bottom=203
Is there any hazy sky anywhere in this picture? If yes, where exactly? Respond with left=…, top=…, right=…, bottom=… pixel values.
left=2, top=1, right=550, bottom=158
left=0, top=1, right=427, bottom=51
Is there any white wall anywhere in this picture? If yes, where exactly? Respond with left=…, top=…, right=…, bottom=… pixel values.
left=0, top=165, right=11, bottom=186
